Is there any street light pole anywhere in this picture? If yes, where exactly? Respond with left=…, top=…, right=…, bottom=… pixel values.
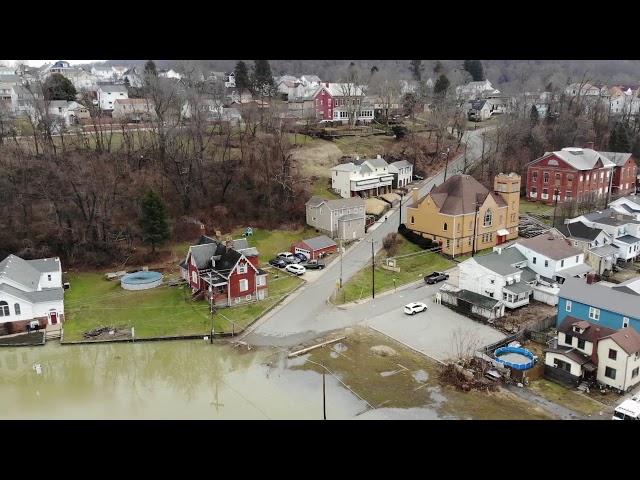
left=552, top=188, right=559, bottom=228
left=472, top=202, right=480, bottom=257
left=443, top=147, right=450, bottom=182
left=398, top=194, right=403, bottom=230
left=371, top=240, right=375, bottom=299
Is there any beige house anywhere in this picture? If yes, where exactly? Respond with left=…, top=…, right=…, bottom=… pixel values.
left=305, top=196, right=367, bottom=240
left=112, top=98, right=156, bottom=122
left=405, top=173, right=520, bottom=258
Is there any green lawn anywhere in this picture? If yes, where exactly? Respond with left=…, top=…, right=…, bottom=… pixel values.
left=228, top=225, right=321, bottom=264
left=62, top=271, right=303, bottom=342
left=520, top=198, right=554, bottom=216
left=331, top=236, right=455, bottom=305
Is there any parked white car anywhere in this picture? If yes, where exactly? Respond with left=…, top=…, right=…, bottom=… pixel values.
left=284, top=264, right=306, bottom=275
left=403, top=302, right=428, bottom=315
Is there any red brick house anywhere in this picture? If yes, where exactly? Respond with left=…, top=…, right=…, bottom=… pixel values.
left=604, top=151, right=638, bottom=198
left=179, top=226, right=268, bottom=307
left=526, top=144, right=616, bottom=206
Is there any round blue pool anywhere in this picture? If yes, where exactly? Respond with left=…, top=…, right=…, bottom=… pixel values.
left=494, top=347, right=535, bottom=370
left=121, top=271, right=163, bottom=290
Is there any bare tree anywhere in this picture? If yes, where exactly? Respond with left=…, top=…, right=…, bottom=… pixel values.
left=368, top=71, right=403, bottom=127
left=446, top=326, right=485, bottom=365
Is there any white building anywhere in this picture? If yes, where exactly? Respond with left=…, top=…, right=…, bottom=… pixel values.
left=330, top=155, right=395, bottom=199
left=97, top=84, right=128, bottom=112
left=387, top=160, right=413, bottom=189
left=0, top=254, right=65, bottom=328
left=609, top=195, right=640, bottom=221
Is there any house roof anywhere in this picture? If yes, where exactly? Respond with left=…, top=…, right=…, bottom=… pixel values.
left=0, top=74, right=21, bottom=83
left=558, top=277, right=639, bottom=317
left=0, top=283, right=64, bottom=303
left=558, top=315, right=618, bottom=343
left=503, top=281, right=533, bottom=294
left=388, top=160, right=412, bottom=170
left=422, top=174, right=504, bottom=216
left=589, top=244, right=619, bottom=257
left=49, top=100, right=69, bottom=108
left=556, top=262, right=594, bottom=277
left=596, top=151, right=634, bottom=167
left=305, top=196, right=366, bottom=210
left=555, top=221, right=602, bottom=242
left=514, top=233, right=582, bottom=260
left=98, top=84, right=127, bottom=93
left=114, top=98, right=153, bottom=105
left=603, top=328, right=640, bottom=355
left=530, top=147, right=616, bottom=171
left=0, top=254, right=43, bottom=291
left=590, top=213, right=640, bottom=227
left=27, top=258, right=61, bottom=273
left=468, top=248, right=527, bottom=276
left=354, top=157, right=388, bottom=168
left=612, top=195, right=640, bottom=209
left=303, top=235, right=337, bottom=251
left=458, top=289, right=501, bottom=309
left=614, top=234, right=640, bottom=244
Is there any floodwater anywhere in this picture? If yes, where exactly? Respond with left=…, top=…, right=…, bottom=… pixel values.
left=0, top=340, right=382, bottom=420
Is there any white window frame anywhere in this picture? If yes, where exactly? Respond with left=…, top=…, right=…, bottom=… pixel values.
left=566, top=300, right=572, bottom=312
left=239, top=279, right=249, bottom=292
left=238, top=263, right=247, bottom=274
left=589, top=307, right=600, bottom=321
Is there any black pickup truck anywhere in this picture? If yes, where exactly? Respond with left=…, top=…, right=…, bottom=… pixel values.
left=424, top=271, right=449, bottom=284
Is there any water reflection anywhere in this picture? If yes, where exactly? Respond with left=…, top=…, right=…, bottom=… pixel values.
left=0, top=340, right=374, bottom=420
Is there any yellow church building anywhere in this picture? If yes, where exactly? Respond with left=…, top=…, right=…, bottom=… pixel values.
left=405, top=173, right=521, bottom=258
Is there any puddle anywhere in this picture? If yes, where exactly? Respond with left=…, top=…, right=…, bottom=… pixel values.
left=412, top=370, right=429, bottom=382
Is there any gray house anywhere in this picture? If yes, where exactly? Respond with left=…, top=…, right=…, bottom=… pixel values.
left=305, top=196, right=367, bottom=240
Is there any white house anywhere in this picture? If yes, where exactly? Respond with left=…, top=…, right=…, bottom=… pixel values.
left=609, top=94, right=640, bottom=116
left=544, top=317, right=640, bottom=392
left=553, top=222, right=617, bottom=275
left=568, top=209, right=640, bottom=263
left=91, top=65, right=117, bottom=82
left=158, top=69, right=182, bottom=79
left=458, top=246, right=535, bottom=311
left=330, top=155, right=395, bottom=199
left=512, top=232, right=593, bottom=283
left=181, top=96, right=224, bottom=120
left=609, top=195, right=640, bottom=220
left=299, top=75, right=322, bottom=88
left=64, top=69, right=98, bottom=91
left=97, top=84, right=128, bottom=112
left=0, top=254, right=65, bottom=331
left=456, top=80, right=497, bottom=100
left=387, top=160, right=413, bottom=189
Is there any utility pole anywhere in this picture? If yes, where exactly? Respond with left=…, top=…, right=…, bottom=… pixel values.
left=371, top=240, right=376, bottom=299
left=443, top=147, right=450, bottom=182
left=398, top=194, right=403, bottom=230
left=552, top=188, right=559, bottom=228
left=322, top=362, right=326, bottom=420
left=472, top=202, right=480, bottom=257
left=339, top=237, right=343, bottom=288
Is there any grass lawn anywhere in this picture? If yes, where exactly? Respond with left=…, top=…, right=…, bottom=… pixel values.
left=526, top=378, right=606, bottom=416
left=331, top=236, right=455, bottom=305
left=520, top=198, right=554, bottom=216
left=228, top=225, right=321, bottom=264
left=333, top=135, right=395, bottom=158
left=62, top=271, right=303, bottom=341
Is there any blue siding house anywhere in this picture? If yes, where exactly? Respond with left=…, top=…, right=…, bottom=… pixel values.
left=557, top=276, right=640, bottom=332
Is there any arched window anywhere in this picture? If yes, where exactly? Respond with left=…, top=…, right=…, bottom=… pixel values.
left=0, top=301, right=9, bottom=316
left=410, top=216, right=414, bottom=224
left=484, top=209, right=493, bottom=227
left=443, top=223, right=448, bottom=231
left=14, top=304, right=20, bottom=315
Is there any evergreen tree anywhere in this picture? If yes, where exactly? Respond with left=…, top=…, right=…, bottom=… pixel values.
left=530, top=104, right=540, bottom=127
left=433, top=60, right=444, bottom=76
left=370, top=65, right=378, bottom=76
left=43, top=73, right=77, bottom=101
left=139, top=189, right=171, bottom=254
left=609, top=121, right=633, bottom=152
left=408, top=60, right=424, bottom=82
left=234, top=60, right=251, bottom=90
left=463, top=60, right=484, bottom=81
left=252, top=60, right=275, bottom=96
left=144, top=60, right=157, bottom=77
left=433, top=74, right=450, bottom=96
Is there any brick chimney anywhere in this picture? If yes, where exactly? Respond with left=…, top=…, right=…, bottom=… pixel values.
left=591, top=327, right=600, bottom=366
left=586, top=141, right=595, bottom=149
left=325, top=82, right=329, bottom=88
left=199, top=224, right=206, bottom=237
left=412, top=187, right=420, bottom=203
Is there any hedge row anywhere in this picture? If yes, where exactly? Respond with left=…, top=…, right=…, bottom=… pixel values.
left=398, top=224, right=439, bottom=250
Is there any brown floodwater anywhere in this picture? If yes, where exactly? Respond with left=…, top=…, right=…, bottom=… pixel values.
left=0, top=340, right=407, bottom=420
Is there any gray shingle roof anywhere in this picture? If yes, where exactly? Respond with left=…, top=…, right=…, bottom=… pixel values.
left=558, top=276, right=640, bottom=317
left=614, top=234, right=640, bottom=244
left=555, top=221, right=602, bottom=242
left=469, top=247, right=527, bottom=276
left=26, top=257, right=61, bottom=273
left=0, top=254, right=42, bottom=290
left=303, top=235, right=337, bottom=250
left=514, top=234, right=582, bottom=260
left=597, top=151, right=633, bottom=167
left=425, top=175, right=504, bottom=216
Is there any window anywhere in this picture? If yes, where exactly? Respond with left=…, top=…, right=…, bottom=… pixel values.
left=239, top=279, right=249, bottom=292
left=246, top=294, right=252, bottom=301
left=532, top=171, right=538, bottom=182
left=605, top=366, right=617, bottom=380
left=531, top=186, right=537, bottom=195
left=589, top=307, right=600, bottom=321
left=0, top=301, right=8, bottom=316
left=564, top=334, right=573, bottom=345
left=575, top=256, right=579, bottom=262
left=609, top=349, right=618, bottom=360
left=410, top=216, right=414, bottom=224
left=633, top=367, right=639, bottom=379
left=554, top=358, right=571, bottom=372
left=555, top=173, right=561, bottom=185
left=446, top=239, right=450, bottom=249
left=483, top=209, right=492, bottom=227
left=14, top=303, right=20, bottom=315
left=544, top=260, right=549, bottom=267
left=566, top=300, right=572, bottom=312
left=543, top=172, right=549, bottom=184
left=191, top=271, right=198, bottom=284
left=561, top=259, right=564, bottom=267
left=443, top=223, right=448, bottom=231
left=533, top=257, right=537, bottom=264
left=469, top=221, right=473, bottom=230
left=624, top=317, right=630, bottom=328
left=578, top=338, right=585, bottom=349
left=238, top=263, right=247, bottom=274
left=457, top=222, right=461, bottom=232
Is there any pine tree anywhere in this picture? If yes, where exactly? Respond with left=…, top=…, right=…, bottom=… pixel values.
left=234, top=60, right=251, bottom=90
left=43, top=73, right=77, bottom=101
left=434, top=74, right=450, bottom=96
left=433, top=60, right=444, bottom=76
left=463, top=60, right=484, bottom=81
left=408, top=60, right=424, bottom=82
left=139, top=188, right=171, bottom=254
left=252, top=60, right=275, bottom=96
left=530, top=105, right=540, bottom=126
left=609, top=121, right=633, bottom=152
left=144, top=60, right=157, bottom=77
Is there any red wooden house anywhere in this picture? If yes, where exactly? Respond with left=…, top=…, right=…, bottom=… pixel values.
left=526, top=144, right=616, bottom=206
left=179, top=226, right=268, bottom=307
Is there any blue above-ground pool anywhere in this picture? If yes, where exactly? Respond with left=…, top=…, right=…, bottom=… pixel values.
left=494, top=347, right=535, bottom=370
left=120, top=271, right=164, bottom=291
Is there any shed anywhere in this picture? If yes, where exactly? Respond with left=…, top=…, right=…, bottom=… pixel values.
left=291, top=235, right=337, bottom=260
left=378, top=192, right=401, bottom=208
left=365, top=197, right=389, bottom=217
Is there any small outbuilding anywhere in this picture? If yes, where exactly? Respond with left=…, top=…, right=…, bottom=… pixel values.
left=291, top=235, right=338, bottom=260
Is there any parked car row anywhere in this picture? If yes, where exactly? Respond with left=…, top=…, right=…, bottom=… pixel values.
left=268, top=253, right=327, bottom=275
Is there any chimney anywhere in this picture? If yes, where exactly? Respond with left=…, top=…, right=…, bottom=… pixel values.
left=586, top=141, right=595, bottom=149
left=591, top=327, right=600, bottom=366
left=412, top=187, right=420, bottom=204
left=199, top=224, right=206, bottom=237
left=586, top=273, right=595, bottom=284
left=325, top=82, right=329, bottom=88
left=377, top=154, right=381, bottom=159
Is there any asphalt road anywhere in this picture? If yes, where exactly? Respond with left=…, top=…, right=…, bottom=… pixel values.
left=241, top=126, right=497, bottom=355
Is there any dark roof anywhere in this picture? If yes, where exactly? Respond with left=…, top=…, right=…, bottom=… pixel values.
left=558, top=315, right=618, bottom=342
left=555, top=221, right=602, bottom=242
left=603, top=328, right=640, bottom=355
left=458, top=289, right=501, bottom=309
left=424, top=175, right=504, bottom=216
left=543, top=345, right=593, bottom=367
